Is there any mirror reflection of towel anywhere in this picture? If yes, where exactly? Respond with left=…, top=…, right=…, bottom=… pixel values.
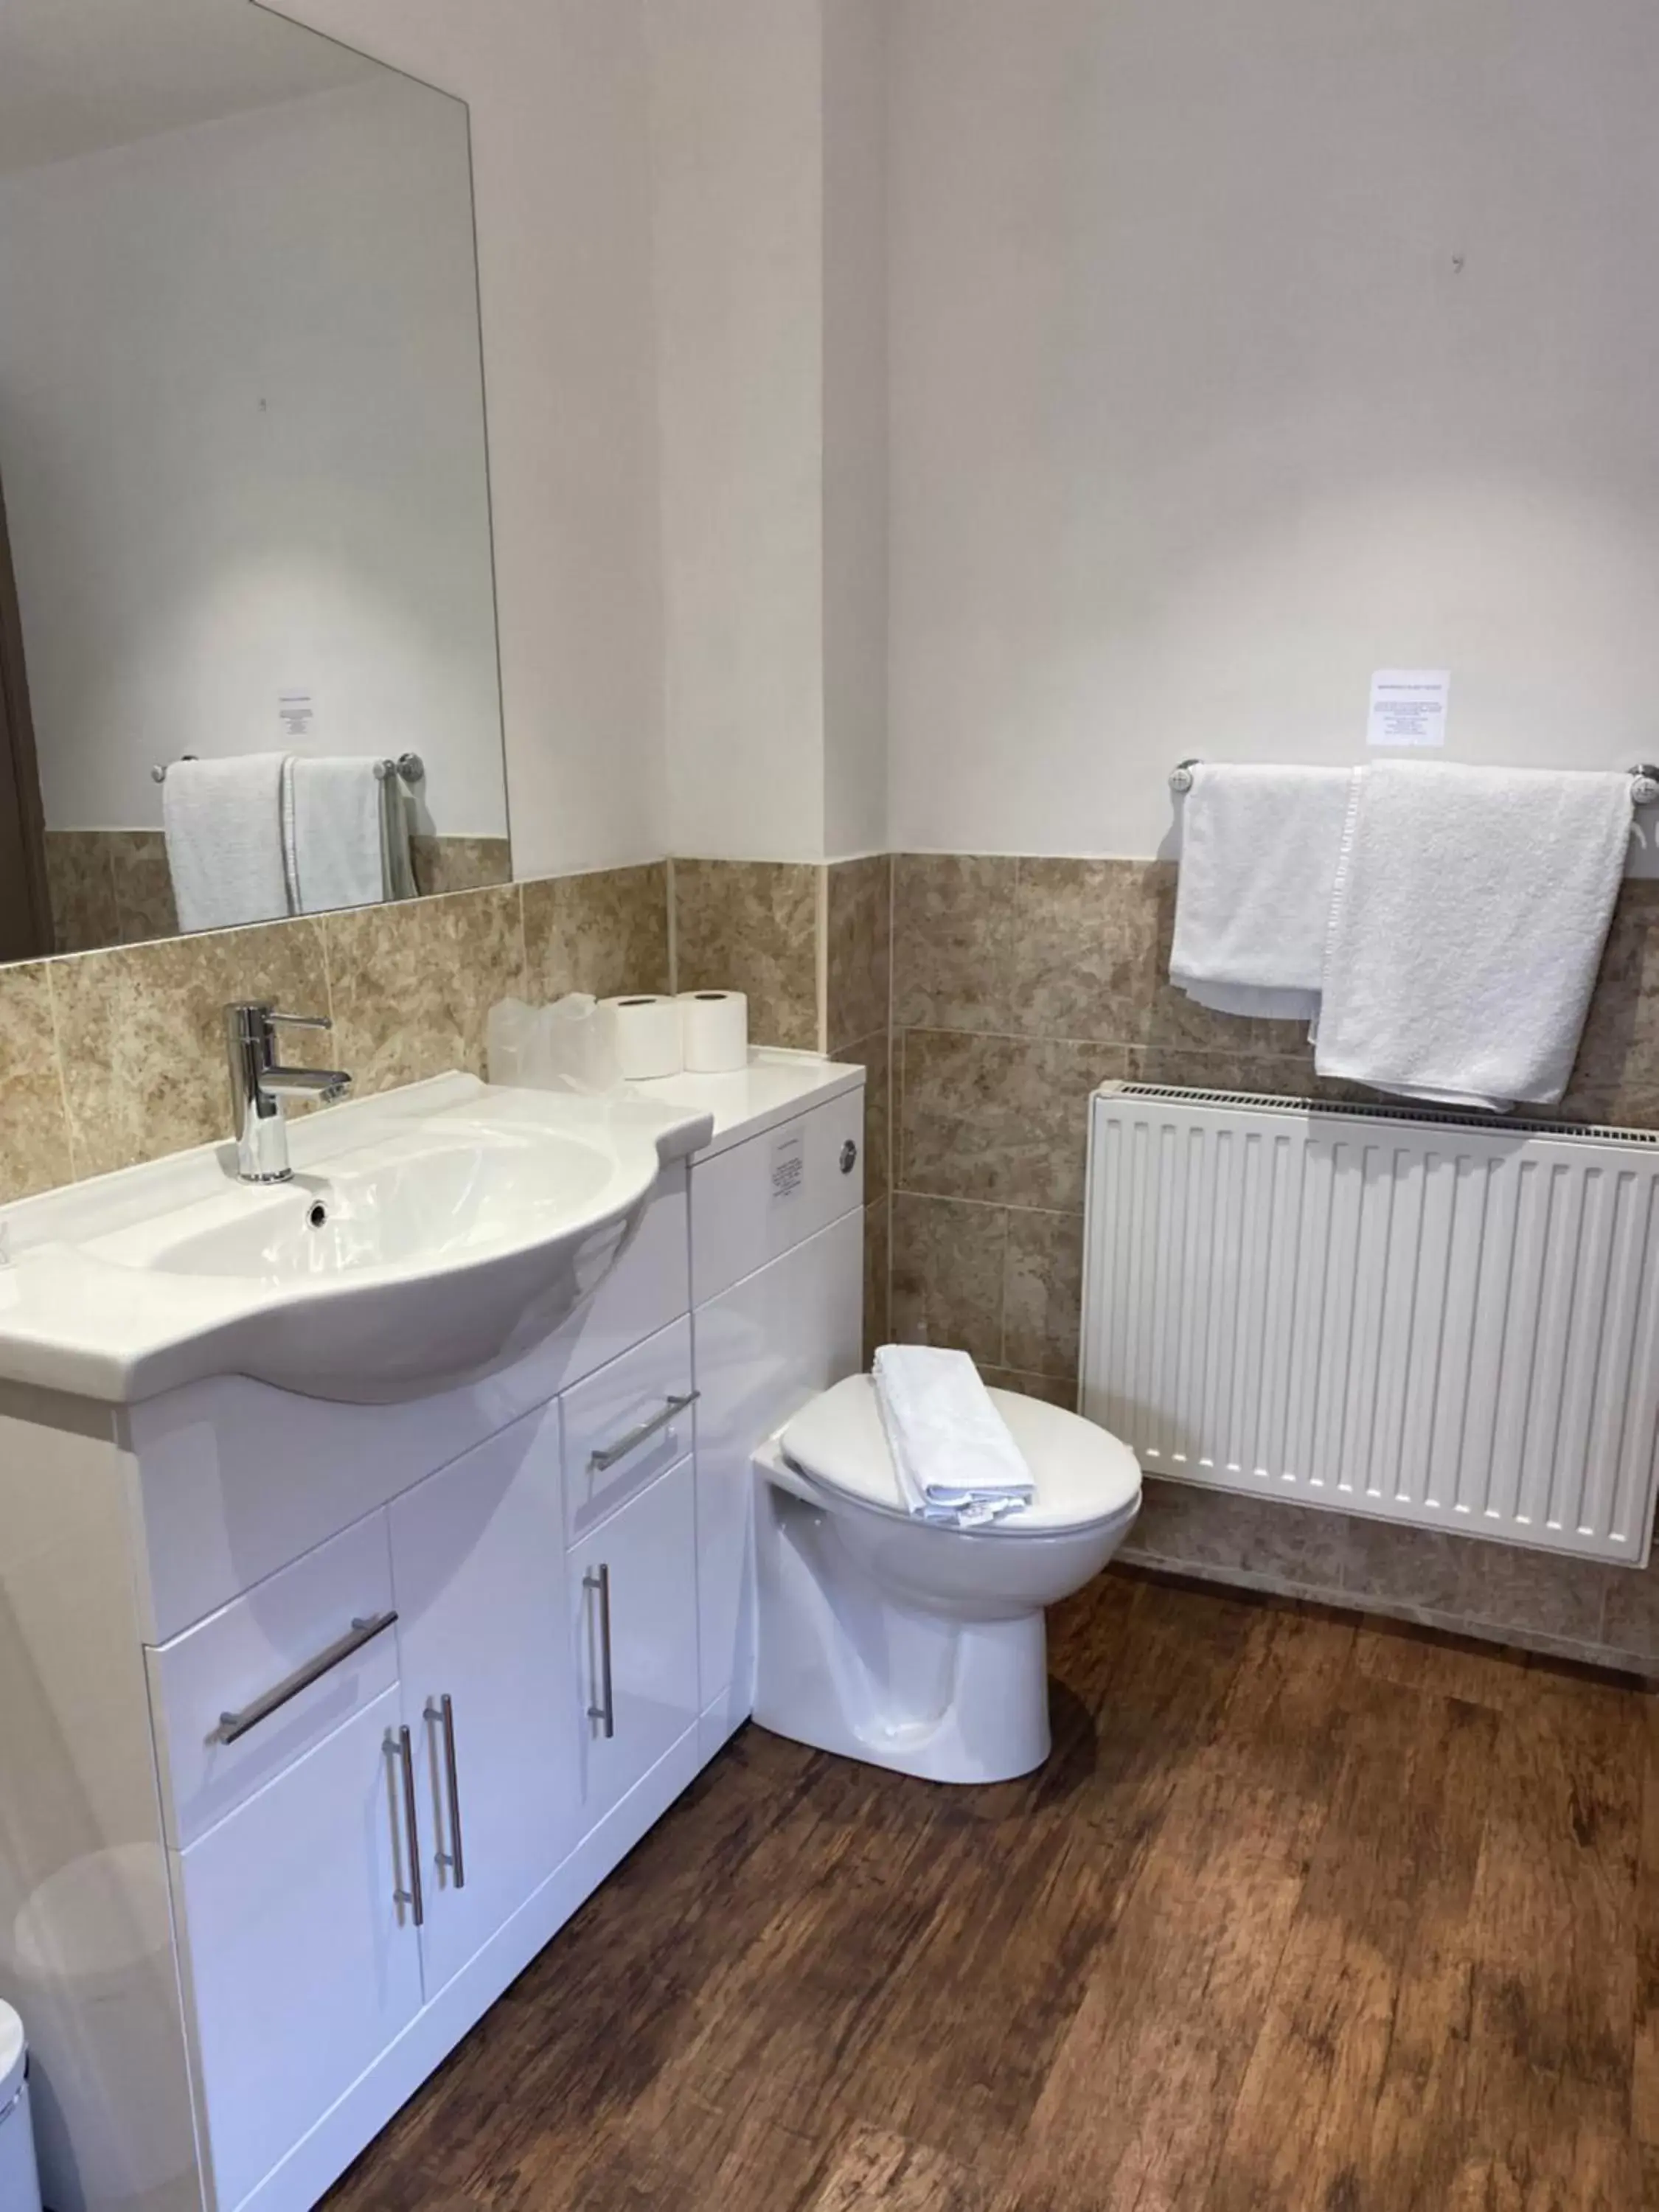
left=162, top=754, right=291, bottom=932
left=282, top=757, right=416, bottom=915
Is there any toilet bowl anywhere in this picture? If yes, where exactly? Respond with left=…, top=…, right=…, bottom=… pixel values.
left=751, top=1375, right=1141, bottom=1784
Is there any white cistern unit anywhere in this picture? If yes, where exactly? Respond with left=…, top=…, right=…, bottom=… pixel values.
left=0, top=1054, right=863, bottom=2212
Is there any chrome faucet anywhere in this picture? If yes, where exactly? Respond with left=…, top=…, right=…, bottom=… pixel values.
left=225, top=1004, right=352, bottom=1183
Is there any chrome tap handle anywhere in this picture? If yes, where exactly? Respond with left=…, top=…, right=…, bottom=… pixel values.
left=268, top=1010, right=333, bottom=1032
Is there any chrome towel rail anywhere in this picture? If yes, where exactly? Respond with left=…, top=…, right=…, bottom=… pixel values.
left=151, top=751, right=425, bottom=785
left=1169, top=758, right=1659, bottom=804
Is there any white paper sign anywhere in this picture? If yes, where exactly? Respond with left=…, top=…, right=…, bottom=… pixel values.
left=279, top=689, right=317, bottom=740
left=1367, top=669, right=1450, bottom=748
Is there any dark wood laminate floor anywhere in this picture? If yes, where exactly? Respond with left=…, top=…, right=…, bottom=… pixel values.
left=326, top=1568, right=1659, bottom=2212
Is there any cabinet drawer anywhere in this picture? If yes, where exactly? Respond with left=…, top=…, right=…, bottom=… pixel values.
left=147, top=1513, right=397, bottom=1849
left=562, top=1315, right=695, bottom=1545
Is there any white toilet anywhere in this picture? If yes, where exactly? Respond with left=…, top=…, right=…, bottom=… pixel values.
left=751, top=1374, right=1141, bottom=1784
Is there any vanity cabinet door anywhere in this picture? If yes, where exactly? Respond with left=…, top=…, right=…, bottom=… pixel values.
left=568, top=1455, right=700, bottom=1833
left=388, top=1402, right=576, bottom=2000
left=172, top=1686, right=423, bottom=2212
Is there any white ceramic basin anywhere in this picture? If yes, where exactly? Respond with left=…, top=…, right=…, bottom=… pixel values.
left=0, top=1074, right=713, bottom=1405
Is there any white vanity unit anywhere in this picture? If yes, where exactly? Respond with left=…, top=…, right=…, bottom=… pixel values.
left=0, top=1054, right=863, bottom=2212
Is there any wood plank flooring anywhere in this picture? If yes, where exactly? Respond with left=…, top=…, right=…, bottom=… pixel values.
left=325, top=1569, right=1658, bottom=2212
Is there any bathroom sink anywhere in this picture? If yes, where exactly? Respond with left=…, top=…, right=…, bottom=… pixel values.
left=0, top=1074, right=714, bottom=1405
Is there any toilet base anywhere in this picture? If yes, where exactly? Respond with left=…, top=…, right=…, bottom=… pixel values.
left=752, top=1480, right=1053, bottom=1784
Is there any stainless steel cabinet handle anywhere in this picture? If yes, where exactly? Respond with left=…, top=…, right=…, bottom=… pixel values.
left=583, top=1565, right=616, bottom=1739
left=211, top=1610, right=397, bottom=1745
left=589, top=1390, right=699, bottom=1473
left=390, top=1724, right=424, bottom=1927
left=425, top=1694, right=466, bottom=1890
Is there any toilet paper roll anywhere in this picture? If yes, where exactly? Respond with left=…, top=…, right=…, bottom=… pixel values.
left=602, top=994, right=684, bottom=1080
left=678, top=989, right=749, bottom=1074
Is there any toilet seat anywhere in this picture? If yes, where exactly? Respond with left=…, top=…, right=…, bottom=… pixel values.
left=779, top=1374, right=1141, bottom=1534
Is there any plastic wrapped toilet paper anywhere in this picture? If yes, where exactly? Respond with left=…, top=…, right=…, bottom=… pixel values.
left=602, top=993, right=683, bottom=1079
left=678, top=990, right=748, bottom=1074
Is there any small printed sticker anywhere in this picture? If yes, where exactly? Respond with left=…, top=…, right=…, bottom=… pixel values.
left=771, top=1131, right=805, bottom=1206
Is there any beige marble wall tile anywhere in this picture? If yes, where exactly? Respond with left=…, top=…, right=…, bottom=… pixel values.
left=826, top=855, right=891, bottom=1052
left=833, top=1029, right=889, bottom=1201
left=979, top=1368, right=1074, bottom=1408
left=1341, top=1517, right=1612, bottom=1646
left=673, top=860, right=819, bottom=1050
left=1002, top=1207, right=1084, bottom=1380
left=1118, top=1478, right=1351, bottom=1591
left=324, top=884, right=525, bottom=1097
left=45, top=832, right=119, bottom=956
left=891, top=1192, right=1007, bottom=1368
left=863, top=1197, right=889, bottom=1368
left=1596, top=1551, right=1659, bottom=1666
left=891, top=854, right=1018, bottom=1032
left=108, top=832, right=179, bottom=945
left=1003, top=858, right=1152, bottom=1045
left=0, top=964, right=72, bottom=1202
left=900, top=1030, right=1127, bottom=1210
left=521, top=864, right=671, bottom=1002
left=1556, top=879, right=1659, bottom=1127
left=49, top=918, right=332, bottom=1180
left=409, top=836, right=513, bottom=901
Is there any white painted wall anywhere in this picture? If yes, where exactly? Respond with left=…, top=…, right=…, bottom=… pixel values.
left=268, top=0, right=665, bottom=877
left=0, top=77, right=506, bottom=835
left=647, top=0, right=826, bottom=863
left=821, top=0, right=889, bottom=860
left=888, top=0, right=1659, bottom=860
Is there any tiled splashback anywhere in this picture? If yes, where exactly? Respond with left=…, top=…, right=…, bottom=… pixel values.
left=887, top=854, right=1659, bottom=1677
left=43, top=828, right=513, bottom=954
left=0, top=864, right=667, bottom=1202
left=10, top=838, right=1658, bottom=1672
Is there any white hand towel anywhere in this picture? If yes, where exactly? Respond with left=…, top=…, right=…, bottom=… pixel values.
left=872, top=1345, right=1034, bottom=1528
left=1315, top=762, right=1632, bottom=1111
left=282, top=757, right=413, bottom=915
left=161, top=754, right=291, bottom=933
left=1169, top=764, right=1357, bottom=1022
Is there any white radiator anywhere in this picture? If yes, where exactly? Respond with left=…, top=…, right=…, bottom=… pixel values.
left=1080, top=1083, right=1659, bottom=1563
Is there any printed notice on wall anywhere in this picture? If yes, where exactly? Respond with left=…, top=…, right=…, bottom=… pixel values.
left=279, top=689, right=317, bottom=741
left=771, top=1131, right=804, bottom=1208
left=1367, top=669, right=1451, bottom=748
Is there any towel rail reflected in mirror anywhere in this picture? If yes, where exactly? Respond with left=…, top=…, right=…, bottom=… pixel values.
left=0, top=2, right=508, bottom=964
left=1169, top=759, right=1659, bottom=805
left=150, top=754, right=427, bottom=787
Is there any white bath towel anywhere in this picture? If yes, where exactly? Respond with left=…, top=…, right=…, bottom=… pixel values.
left=161, top=754, right=291, bottom=933
left=1169, top=764, right=1357, bottom=1022
left=872, top=1345, right=1034, bottom=1528
left=1314, top=762, right=1632, bottom=1111
left=282, top=757, right=416, bottom=916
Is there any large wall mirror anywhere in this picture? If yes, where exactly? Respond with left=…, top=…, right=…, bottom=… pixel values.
left=0, top=0, right=508, bottom=966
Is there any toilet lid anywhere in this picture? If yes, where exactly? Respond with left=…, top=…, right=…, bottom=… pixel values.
left=779, top=1374, right=1141, bottom=1533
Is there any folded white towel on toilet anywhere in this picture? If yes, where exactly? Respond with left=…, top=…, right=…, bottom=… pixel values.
left=872, top=1346, right=1034, bottom=1528
left=1169, top=763, right=1357, bottom=1023
left=1314, top=762, right=1632, bottom=1111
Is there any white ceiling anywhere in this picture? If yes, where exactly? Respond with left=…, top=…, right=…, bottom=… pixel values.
left=0, top=0, right=382, bottom=178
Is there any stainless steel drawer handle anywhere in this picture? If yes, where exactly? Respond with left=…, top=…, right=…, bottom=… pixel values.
left=584, top=1564, right=616, bottom=1739
left=210, top=1609, right=398, bottom=1745
left=589, top=1390, right=698, bottom=1474
left=425, top=1694, right=466, bottom=1890
left=390, top=1724, right=424, bottom=1927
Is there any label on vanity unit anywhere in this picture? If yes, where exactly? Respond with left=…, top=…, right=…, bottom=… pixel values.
left=769, top=1132, right=804, bottom=1207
